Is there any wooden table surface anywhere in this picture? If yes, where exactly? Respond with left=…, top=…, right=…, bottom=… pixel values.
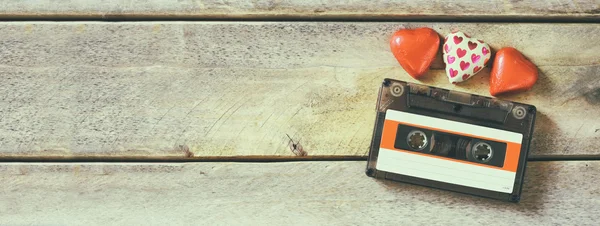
left=1, top=1, right=599, bottom=225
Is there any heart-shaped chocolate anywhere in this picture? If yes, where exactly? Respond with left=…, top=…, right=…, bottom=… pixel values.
left=489, top=47, right=538, bottom=96
left=390, top=27, right=440, bottom=79
left=443, top=31, right=491, bottom=83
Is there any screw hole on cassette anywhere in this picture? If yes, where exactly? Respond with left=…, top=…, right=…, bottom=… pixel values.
left=383, top=79, right=391, bottom=87
left=510, top=195, right=520, bottom=202
left=390, top=84, right=404, bottom=97
left=407, top=130, right=427, bottom=151
left=471, top=142, right=493, bottom=163
left=528, top=106, right=536, bottom=114
left=512, top=106, right=527, bottom=119
left=366, top=168, right=375, bottom=177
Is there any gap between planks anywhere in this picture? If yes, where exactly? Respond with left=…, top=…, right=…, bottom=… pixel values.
left=0, top=14, right=600, bottom=23
left=0, top=0, right=600, bottom=22
left=1, top=155, right=600, bottom=163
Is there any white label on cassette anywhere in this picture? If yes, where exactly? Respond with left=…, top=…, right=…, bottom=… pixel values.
left=376, top=110, right=522, bottom=194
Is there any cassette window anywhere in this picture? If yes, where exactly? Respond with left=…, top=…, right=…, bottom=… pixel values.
left=394, top=124, right=507, bottom=168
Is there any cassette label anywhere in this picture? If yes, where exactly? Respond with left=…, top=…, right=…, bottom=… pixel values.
left=376, top=110, right=523, bottom=193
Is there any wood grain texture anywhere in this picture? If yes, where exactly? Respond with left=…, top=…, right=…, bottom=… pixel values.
left=0, top=22, right=599, bottom=158
left=0, top=0, right=599, bottom=20
left=0, top=161, right=599, bottom=225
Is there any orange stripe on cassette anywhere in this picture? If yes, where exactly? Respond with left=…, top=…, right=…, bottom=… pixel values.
left=379, top=119, right=521, bottom=172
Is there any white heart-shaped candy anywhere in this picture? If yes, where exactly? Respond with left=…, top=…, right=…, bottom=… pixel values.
left=442, top=31, right=491, bottom=83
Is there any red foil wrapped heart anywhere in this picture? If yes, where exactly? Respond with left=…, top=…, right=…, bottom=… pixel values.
left=390, top=28, right=440, bottom=79
left=490, top=47, right=538, bottom=96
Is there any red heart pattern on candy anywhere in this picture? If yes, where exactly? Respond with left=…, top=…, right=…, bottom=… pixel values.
left=471, top=54, right=480, bottom=64
left=443, top=31, right=492, bottom=83
left=457, top=48, right=467, bottom=58
left=444, top=44, right=452, bottom=53
left=460, top=61, right=470, bottom=70
left=447, top=55, right=455, bottom=64
left=468, top=41, right=477, bottom=50
left=454, top=36, right=463, bottom=44
left=449, top=68, right=458, bottom=78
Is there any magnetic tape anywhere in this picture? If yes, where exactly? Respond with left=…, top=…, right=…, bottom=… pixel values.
left=366, top=79, right=536, bottom=202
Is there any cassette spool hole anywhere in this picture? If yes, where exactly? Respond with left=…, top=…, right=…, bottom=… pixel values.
left=512, top=106, right=527, bottom=119
left=407, top=130, right=427, bottom=150
left=390, top=84, right=404, bottom=97
left=472, top=142, right=493, bottom=162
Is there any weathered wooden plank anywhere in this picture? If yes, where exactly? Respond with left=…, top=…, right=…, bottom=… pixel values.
left=0, top=22, right=599, bottom=158
left=0, top=22, right=598, bottom=68
left=0, top=0, right=599, bottom=20
left=0, top=161, right=598, bottom=225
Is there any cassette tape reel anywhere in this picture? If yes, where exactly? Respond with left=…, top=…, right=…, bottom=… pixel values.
left=366, top=79, right=536, bottom=202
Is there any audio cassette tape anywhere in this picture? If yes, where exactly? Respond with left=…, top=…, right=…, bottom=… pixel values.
left=366, top=79, right=536, bottom=202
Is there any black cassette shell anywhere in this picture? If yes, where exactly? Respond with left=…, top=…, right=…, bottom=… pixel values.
left=366, top=79, right=536, bottom=202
